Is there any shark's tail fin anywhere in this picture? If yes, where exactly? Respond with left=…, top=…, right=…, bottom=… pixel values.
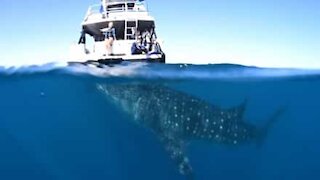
left=256, top=107, right=286, bottom=147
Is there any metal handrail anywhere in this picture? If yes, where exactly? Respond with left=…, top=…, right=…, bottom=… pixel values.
left=85, top=1, right=147, bottom=19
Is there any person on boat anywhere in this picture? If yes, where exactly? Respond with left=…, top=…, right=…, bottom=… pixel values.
left=131, top=33, right=147, bottom=55
left=149, top=26, right=157, bottom=50
left=141, top=30, right=151, bottom=51
left=101, top=22, right=116, bottom=55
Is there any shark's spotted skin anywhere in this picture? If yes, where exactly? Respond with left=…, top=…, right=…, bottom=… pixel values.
left=97, top=83, right=284, bottom=179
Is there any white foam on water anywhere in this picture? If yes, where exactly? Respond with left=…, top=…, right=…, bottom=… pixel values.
left=66, top=62, right=149, bottom=77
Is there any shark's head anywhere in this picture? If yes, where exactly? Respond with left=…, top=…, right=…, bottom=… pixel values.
left=96, top=83, right=146, bottom=113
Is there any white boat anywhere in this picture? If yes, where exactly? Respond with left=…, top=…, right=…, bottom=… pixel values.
left=69, top=0, right=166, bottom=65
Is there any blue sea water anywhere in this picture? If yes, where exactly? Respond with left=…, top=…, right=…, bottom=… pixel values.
left=0, top=62, right=320, bottom=180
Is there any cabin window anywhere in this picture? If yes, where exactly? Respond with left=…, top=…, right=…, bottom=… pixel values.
left=127, top=21, right=136, bottom=27
left=107, top=3, right=125, bottom=12
left=114, top=21, right=125, bottom=40
left=105, top=1, right=135, bottom=11
left=127, top=3, right=135, bottom=10
left=126, top=21, right=137, bottom=40
left=137, top=20, right=155, bottom=33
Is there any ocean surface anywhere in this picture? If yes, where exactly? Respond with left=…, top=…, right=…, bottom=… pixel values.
left=0, top=62, right=320, bottom=180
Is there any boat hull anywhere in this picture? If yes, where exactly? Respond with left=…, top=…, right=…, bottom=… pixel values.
left=68, top=53, right=165, bottom=67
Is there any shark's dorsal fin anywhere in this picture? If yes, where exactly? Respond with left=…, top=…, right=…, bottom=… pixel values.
left=159, top=136, right=194, bottom=180
left=225, top=99, right=248, bottom=121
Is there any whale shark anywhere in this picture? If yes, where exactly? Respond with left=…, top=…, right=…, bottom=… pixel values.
left=97, top=83, right=284, bottom=180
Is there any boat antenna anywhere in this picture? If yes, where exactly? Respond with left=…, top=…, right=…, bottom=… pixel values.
left=143, top=0, right=149, bottom=11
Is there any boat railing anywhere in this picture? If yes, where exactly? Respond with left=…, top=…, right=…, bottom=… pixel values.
left=84, top=1, right=147, bottom=20
left=106, top=6, right=129, bottom=13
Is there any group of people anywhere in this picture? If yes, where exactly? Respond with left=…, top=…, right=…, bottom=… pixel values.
left=101, top=22, right=161, bottom=56
left=131, top=28, right=160, bottom=55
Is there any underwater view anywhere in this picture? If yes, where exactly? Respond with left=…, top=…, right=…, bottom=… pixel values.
left=0, top=62, right=320, bottom=180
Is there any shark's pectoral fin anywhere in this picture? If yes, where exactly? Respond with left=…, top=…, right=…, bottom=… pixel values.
left=257, top=107, right=286, bottom=146
left=264, top=107, right=286, bottom=130
left=159, top=136, right=194, bottom=180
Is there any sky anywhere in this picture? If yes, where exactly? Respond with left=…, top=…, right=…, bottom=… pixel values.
left=0, top=0, right=319, bottom=68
